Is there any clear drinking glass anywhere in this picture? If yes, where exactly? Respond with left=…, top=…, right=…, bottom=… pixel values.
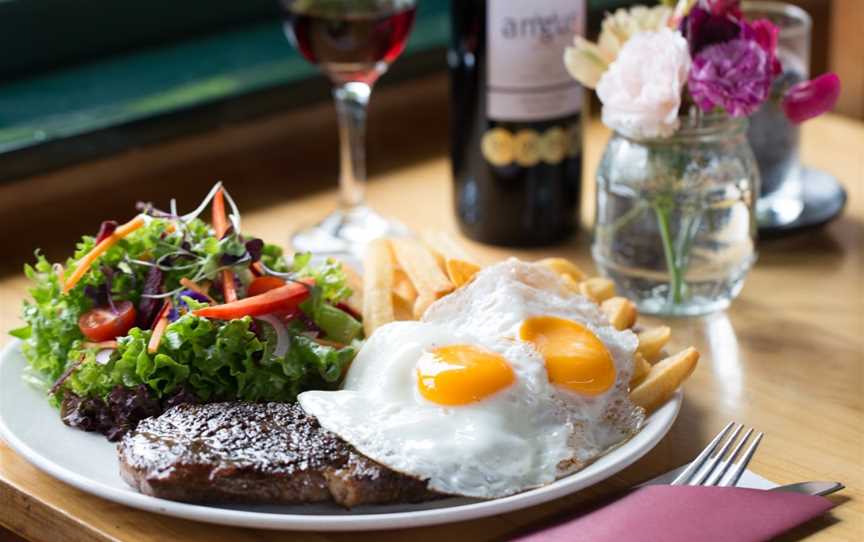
left=743, top=1, right=811, bottom=228
left=593, top=115, right=759, bottom=316
left=280, top=0, right=417, bottom=255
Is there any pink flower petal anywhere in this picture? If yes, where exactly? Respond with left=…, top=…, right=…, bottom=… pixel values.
left=782, top=73, right=842, bottom=124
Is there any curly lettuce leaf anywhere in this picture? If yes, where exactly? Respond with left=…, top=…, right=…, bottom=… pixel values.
left=262, top=243, right=291, bottom=273
left=290, top=252, right=361, bottom=342
left=291, top=252, right=352, bottom=304
left=64, top=314, right=355, bottom=403
left=19, top=254, right=88, bottom=380
left=18, top=218, right=286, bottom=370
left=17, top=213, right=356, bottom=405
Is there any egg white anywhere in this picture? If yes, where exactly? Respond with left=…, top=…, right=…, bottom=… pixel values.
left=299, top=321, right=577, bottom=498
left=424, top=259, right=645, bottom=470
left=299, top=259, right=645, bottom=499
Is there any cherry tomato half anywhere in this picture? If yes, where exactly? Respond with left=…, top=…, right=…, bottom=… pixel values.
left=78, top=301, right=137, bottom=342
left=246, top=275, right=287, bottom=298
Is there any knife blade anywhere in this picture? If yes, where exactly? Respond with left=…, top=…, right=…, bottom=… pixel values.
left=770, top=481, right=844, bottom=497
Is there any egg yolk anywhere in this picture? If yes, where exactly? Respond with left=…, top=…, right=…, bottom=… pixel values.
left=519, top=316, right=616, bottom=396
left=416, top=345, right=515, bottom=406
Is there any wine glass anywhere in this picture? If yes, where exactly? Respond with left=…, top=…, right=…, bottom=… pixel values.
left=743, top=1, right=810, bottom=228
left=280, top=0, right=417, bottom=255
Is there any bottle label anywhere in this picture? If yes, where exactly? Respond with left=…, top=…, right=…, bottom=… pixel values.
left=480, top=123, right=580, bottom=166
left=486, top=0, right=584, bottom=121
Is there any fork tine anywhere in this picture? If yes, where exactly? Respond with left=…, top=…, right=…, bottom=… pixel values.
left=690, top=423, right=744, bottom=486
left=671, top=421, right=735, bottom=486
left=706, top=428, right=753, bottom=486
left=720, top=432, right=763, bottom=487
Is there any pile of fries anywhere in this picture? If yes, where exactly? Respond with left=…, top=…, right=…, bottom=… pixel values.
left=341, top=233, right=698, bottom=415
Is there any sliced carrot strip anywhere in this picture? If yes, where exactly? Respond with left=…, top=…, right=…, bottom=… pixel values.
left=211, top=188, right=238, bottom=302
left=63, top=215, right=146, bottom=294
left=221, top=269, right=238, bottom=303
left=147, top=300, right=172, bottom=354
left=212, top=188, right=229, bottom=238
left=193, top=279, right=312, bottom=320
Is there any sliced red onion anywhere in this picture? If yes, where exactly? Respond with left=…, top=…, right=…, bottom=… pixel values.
left=95, top=349, right=114, bottom=365
left=256, top=314, right=290, bottom=358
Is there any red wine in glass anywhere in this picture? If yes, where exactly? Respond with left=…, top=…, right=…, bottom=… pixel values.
left=279, top=0, right=417, bottom=256
left=284, top=4, right=417, bottom=85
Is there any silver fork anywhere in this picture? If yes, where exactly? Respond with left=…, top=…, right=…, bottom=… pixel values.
left=671, top=422, right=764, bottom=487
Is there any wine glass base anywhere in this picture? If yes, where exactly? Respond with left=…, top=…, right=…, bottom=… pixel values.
left=758, top=167, right=847, bottom=238
left=757, top=171, right=805, bottom=229
left=291, top=206, right=407, bottom=260
left=757, top=193, right=805, bottom=230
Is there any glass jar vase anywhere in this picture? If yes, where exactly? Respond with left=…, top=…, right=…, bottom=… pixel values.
left=593, top=115, right=759, bottom=316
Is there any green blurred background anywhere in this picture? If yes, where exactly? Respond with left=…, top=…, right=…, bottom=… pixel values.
left=0, top=0, right=648, bottom=181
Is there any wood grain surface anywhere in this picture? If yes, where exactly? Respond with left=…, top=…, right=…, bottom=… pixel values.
left=0, top=88, right=861, bottom=540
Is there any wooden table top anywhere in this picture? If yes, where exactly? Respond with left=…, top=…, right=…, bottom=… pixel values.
left=0, top=112, right=861, bottom=541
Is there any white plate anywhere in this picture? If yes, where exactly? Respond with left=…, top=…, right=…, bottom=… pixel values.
left=0, top=339, right=681, bottom=531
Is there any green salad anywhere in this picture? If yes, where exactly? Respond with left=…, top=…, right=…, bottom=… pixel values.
left=11, top=184, right=362, bottom=440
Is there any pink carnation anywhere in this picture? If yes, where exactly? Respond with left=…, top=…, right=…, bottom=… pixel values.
left=702, top=0, right=743, bottom=18
left=688, top=38, right=774, bottom=117
left=744, top=19, right=782, bottom=77
left=596, top=29, right=691, bottom=138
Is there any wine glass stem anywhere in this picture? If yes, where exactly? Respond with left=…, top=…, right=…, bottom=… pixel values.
left=333, top=81, right=372, bottom=210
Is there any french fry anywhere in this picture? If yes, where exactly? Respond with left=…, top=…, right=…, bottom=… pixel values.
left=446, top=258, right=481, bottom=288
left=538, top=257, right=587, bottom=283
left=362, top=239, right=395, bottom=336
left=601, top=296, right=638, bottom=330
left=559, top=273, right=582, bottom=293
left=630, top=347, right=699, bottom=414
left=392, top=268, right=418, bottom=305
left=392, top=294, right=415, bottom=321
left=389, top=254, right=416, bottom=320
left=637, top=326, right=672, bottom=362
left=630, top=353, right=651, bottom=388
left=389, top=238, right=454, bottom=318
left=420, top=230, right=479, bottom=266
left=578, top=277, right=616, bottom=303
left=337, top=261, right=364, bottom=318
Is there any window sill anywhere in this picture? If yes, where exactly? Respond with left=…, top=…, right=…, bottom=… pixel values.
left=0, top=8, right=447, bottom=183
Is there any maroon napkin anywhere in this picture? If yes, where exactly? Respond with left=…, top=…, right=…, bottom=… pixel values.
left=511, top=485, right=834, bottom=542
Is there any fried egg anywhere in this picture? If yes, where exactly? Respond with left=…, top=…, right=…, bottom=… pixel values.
left=424, top=259, right=644, bottom=465
left=298, top=259, right=644, bottom=499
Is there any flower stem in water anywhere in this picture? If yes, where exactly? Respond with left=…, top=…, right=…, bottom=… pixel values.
left=654, top=201, right=684, bottom=304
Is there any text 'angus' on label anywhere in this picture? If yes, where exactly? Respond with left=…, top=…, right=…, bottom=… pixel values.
left=487, top=0, right=585, bottom=122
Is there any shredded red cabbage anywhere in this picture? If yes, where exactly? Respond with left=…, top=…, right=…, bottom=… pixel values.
left=136, top=267, right=164, bottom=329
left=94, top=220, right=118, bottom=244
left=245, top=238, right=264, bottom=262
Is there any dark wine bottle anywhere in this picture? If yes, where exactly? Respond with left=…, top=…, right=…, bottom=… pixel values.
left=449, top=0, right=585, bottom=246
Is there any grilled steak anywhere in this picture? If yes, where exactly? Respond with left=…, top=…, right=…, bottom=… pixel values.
left=117, top=402, right=439, bottom=507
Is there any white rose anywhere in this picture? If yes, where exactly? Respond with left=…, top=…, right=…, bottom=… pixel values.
left=596, top=29, right=691, bottom=139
